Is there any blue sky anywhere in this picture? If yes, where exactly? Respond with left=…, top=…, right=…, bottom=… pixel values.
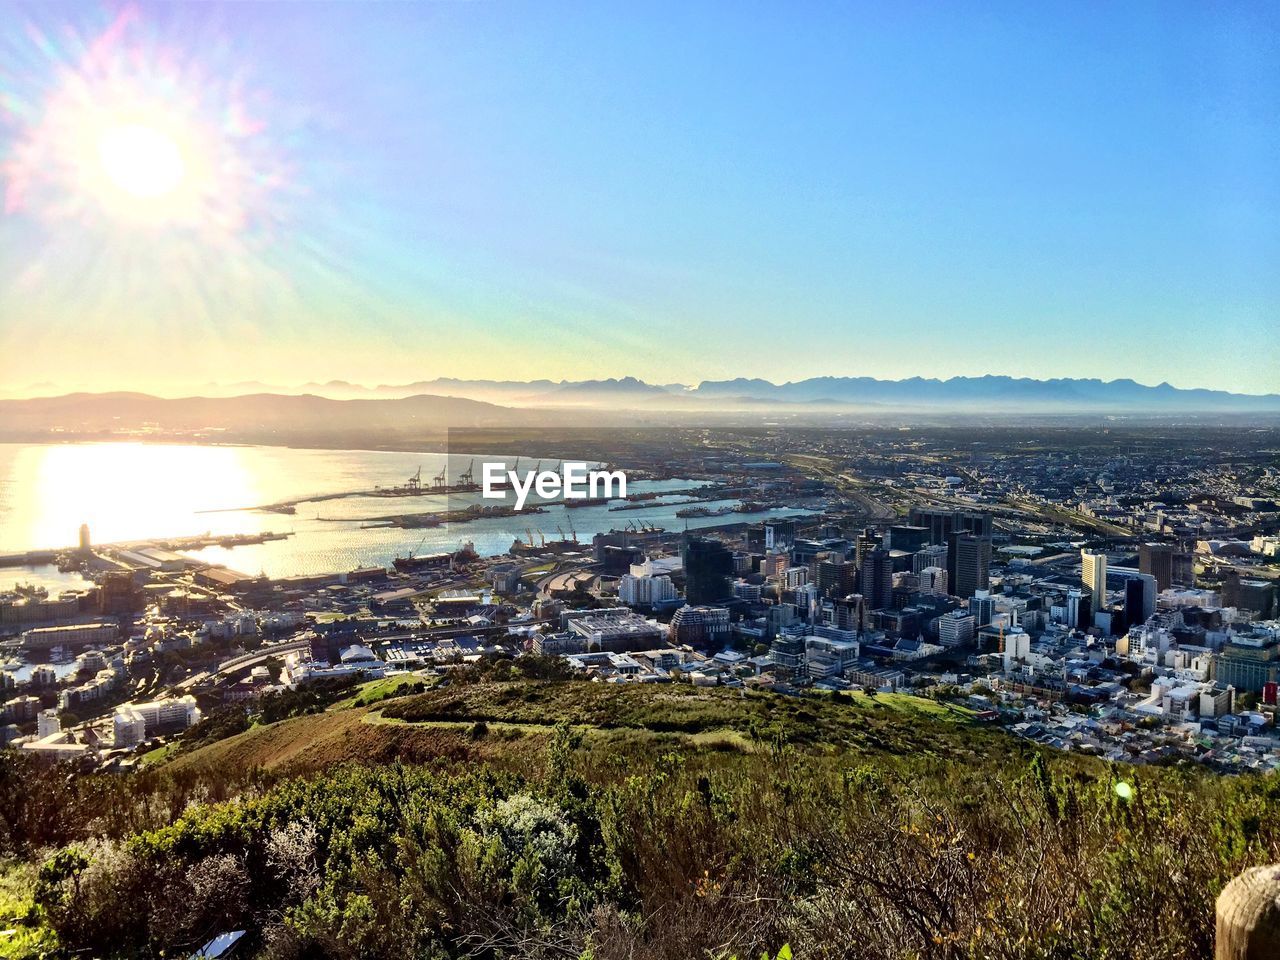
left=1, top=0, right=1277, bottom=393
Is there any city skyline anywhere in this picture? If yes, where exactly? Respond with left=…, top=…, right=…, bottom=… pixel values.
left=1, top=1, right=1277, bottom=395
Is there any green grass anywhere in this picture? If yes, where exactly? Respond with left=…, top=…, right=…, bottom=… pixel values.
left=138, top=741, right=179, bottom=767
left=378, top=679, right=1005, bottom=766
left=0, top=861, right=55, bottom=958
left=330, top=672, right=436, bottom=710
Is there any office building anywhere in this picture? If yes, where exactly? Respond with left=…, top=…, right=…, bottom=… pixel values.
left=918, top=566, right=948, bottom=596
left=815, top=558, right=858, bottom=599
left=969, top=591, right=995, bottom=628
left=1139, top=543, right=1175, bottom=592
left=1215, top=637, right=1280, bottom=693
left=763, top=519, right=798, bottom=551
left=908, top=507, right=992, bottom=545
left=681, top=536, right=734, bottom=605
left=886, top=525, right=930, bottom=553
left=564, top=609, right=666, bottom=653
left=830, top=594, right=868, bottom=634
left=1065, top=589, right=1090, bottom=630
left=618, top=573, right=678, bottom=607
left=948, top=534, right=990, bottom=599
left=858, top=547, right=894, bottom=611
left=912, top=544, right=949, bottom=576
left=1123, top=574, right=1156, bottom=630
left=1081, top=550, right=1107, bottom=615
left=937, top=610, right=975, bottom=648
left=668, top=605, right=732, bottom=647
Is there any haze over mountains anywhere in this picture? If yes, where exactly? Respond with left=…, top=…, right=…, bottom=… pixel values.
left=0, top=375, right=1276, bottom=449
left=9, top=374, right=1276, bottom=411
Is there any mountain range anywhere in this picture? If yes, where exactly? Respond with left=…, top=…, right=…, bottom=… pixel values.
left=155, top=374, right=1280, bottom=411
left=1, top=377, right=1277, bottom=448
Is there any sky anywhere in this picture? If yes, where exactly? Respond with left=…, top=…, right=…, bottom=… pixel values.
left=0, top=0, right=1277, bottom=396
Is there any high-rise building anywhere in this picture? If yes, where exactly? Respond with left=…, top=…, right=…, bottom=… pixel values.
left=969, top=591, right=995, bottom=628
left=815, top=559, right=858, bottom=599
left=1081, top=550, right=1107, bottom=615
left=668, top=605, right=731, bottom=647
left=763, top=519, right=798, bottom=551
left=918, top=565, right=948, bottom=596
left=1123, top=574, right=1156, bottom=630
left=912, top=544, right=949, bottom=576
left=1223, top=575, right=1277, bottom=619
left=854, top=528, right=883, bottom=565
left=937, top=610, right=975, bottom=647
left=1065, top=589, right=1090, bottom=630
left=886, top=525, right=929, bottom=553
left=681, top=536, right=734, bottom=605
left=948, top=534, right=990, bottom=599
left=858, top=547, right=894, bottom=610
left=1139, top=543, right=1175, bottom=592
left=908, top=507, right=992, bottom=545
left=1215, top=637, right=1280, bottom=692
left=618, top=573, right=678, bottom=607
left=36, top=708, right=60, bottom=738
left=830, top=594, right=868, bottom=634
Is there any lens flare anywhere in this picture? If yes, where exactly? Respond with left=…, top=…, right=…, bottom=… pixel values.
left=0, top=3, right=333, bottom=386
left=96, top=122, right=185, bottom=200
left=2, top=6, right=286, bottom=240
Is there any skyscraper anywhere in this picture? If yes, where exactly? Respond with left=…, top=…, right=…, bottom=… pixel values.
left=1065, top=588, right=1091, bottom=630
left=908, top=507, right=992, bottom=545
left=681, top=536, right=734, bottom=605
left=1139, top=543, right=1175, bottom=592
left=815, top=558, right=858, bottom=599
left=970, top=590, right=995, bottom=628
left=948, top=534, right=990, bottom=598
left=1081, top=549, right=1107, bottom=616
left=858, top=547, right=894, bottom=611
left=831, top=594, right=868, bottom=634
left=1124, top=574, right=1156, bottom=630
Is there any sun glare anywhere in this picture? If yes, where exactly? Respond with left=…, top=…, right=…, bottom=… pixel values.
left=2, top=7, right=291, bottom=244
left=96, top=123, right=186, bottom=199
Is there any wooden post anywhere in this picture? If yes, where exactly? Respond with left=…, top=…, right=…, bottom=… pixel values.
left=1217, top=864, right=1280, bottom=960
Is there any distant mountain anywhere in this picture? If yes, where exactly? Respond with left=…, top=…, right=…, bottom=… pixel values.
left=690, top=375, right=1280, bottom=411
left=0, top=392, right=555, bottom=445
left=523, top=377, right=680, bottom=405
left=15, top=375, right=1278, bottom=420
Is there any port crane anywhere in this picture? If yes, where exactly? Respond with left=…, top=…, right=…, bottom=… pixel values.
left=431, top=465, right=447, bottom=489
left=406, top=465, right=422, bottom=492
left=458, top=459, right=475, bottom=485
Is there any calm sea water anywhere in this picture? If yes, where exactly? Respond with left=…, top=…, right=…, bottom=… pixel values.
left=0, top=443, right=809, bottom=579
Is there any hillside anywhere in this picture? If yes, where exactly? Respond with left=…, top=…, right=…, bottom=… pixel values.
left=5, top=676, right=1280, bottom=960
left=0, top=391, right=557, bottom=446
left=157, top=680, right=1010, bottom=780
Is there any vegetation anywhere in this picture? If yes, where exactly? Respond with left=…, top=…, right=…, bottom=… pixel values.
left=0, top=678, right=1277, bottom=959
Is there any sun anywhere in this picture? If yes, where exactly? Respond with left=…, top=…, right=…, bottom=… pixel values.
left=96, top=123, right=186, bottom=199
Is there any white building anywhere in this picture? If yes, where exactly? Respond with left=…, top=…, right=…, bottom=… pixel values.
left=113, top=695, right=202, bottom=746
left=36, top=708, right=60, bottom=738
left=919, top=566, right=948, bottom=596
left=1081, top=550, right=1107, bottom=614
left=1001, top=627, right=1031, bottom=672
left=937, top=611, right=975, bottom=648
left=618, top=573, right=677, bottom=607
